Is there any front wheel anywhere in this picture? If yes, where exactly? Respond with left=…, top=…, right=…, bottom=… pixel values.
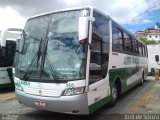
left=109, top=84, right=118, bottom=107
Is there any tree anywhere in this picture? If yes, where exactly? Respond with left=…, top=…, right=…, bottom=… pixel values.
left=156, top=22, right=160, bottom=28
left=139, top=37, right=147, bottom=43
left=139, top=37, right=156, bottom=45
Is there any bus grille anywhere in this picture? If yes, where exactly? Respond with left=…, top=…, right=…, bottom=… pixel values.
left=23, top=87, right=62, bottom=97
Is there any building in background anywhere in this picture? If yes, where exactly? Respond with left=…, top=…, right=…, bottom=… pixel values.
left=134, top=30, right=146, bottom=38
left=134, top=25, right=160, bottom=41
left=147, top=44, right=160, bottom=74
left=147, top=31, right=160, bottom=41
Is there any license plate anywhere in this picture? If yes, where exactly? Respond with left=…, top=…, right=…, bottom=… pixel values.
left=34, top=100, right=47, bottom=107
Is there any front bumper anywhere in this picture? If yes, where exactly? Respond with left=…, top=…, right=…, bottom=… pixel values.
left=15, top=89, right=89, bottom=115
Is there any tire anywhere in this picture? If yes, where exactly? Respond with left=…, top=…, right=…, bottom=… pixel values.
left=109, top=84, right=118, bottom=107
left=140, top=72, right=144, bottom=86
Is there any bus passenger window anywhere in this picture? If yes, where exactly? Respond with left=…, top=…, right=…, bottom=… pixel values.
left=132, top=39, right=138, bottom=54
left=6, top=41, right=16, bottom=66
left=124, top=33, right=132, bottom=53
left=146, top=47, right=148, bottom=57
left=138, top=42, right=143, bottom=56
left=0, top=47, right=6, bottom=67
left=0, top=41, right=16, bottom=67
left=112, top=27, right=123, bottom=52
left=143, top=45, right=146, bottom=57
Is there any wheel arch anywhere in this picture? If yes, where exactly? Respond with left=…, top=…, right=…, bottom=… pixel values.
left=111, top=76, right=122, bottom=95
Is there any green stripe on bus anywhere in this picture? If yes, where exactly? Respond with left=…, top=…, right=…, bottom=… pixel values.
left=89, top=96, right=111, bottom=114
left=89, top=66, right=144, bottom=113
left=109, top=66, right=143, bottom=93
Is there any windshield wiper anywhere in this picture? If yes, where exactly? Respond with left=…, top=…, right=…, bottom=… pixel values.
left=22, top=37, right=60, bottom=80
left=37, top=38, right=43, bottom=67
left=45, top=54, right=60, bottom=80
left=42, top=37, right=60, bottom=80
left=22, top=38, right=43, bottom=80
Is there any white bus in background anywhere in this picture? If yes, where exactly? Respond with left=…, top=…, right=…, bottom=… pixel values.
left=13, top=7, right=148, bottom=114
left=0, top=28, right=22, bottom=88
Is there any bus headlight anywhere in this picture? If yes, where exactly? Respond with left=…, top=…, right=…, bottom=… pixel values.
left=63, top=87, right=86, bottom=96
left=15, top=83, right=23, bottom=91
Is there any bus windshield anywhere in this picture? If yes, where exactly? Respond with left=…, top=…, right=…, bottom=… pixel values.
left=15, top=9, right=89, bottom=81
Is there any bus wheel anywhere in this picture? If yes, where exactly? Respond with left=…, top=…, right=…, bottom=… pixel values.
left=109, top=84, right=118, bottom=107
left=140, top=72, right=144, bottom=86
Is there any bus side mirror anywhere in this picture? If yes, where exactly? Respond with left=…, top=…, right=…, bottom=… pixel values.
left=155, top=55, right=159, bottom=62
left=16, top=31, right=25, bottom=54
left=16, top=37, right=25, bottom=54
left=78, top=16, right=95, bottom=45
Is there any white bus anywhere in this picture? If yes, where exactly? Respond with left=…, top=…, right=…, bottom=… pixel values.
left=0, top=28, right=22, bottom=88
left=13, top=7, right=148, bottom=114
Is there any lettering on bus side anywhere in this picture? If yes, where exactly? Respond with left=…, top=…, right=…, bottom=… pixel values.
left=132, top=58, right=139, bottom=65
left=16, top=80, right=30, bottom=86
left=123, top=57, right=131, bottom=65
left=124, top=57, right=140, bottom=65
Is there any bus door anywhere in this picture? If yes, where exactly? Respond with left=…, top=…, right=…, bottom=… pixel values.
left=87, top=33, right=110, bottom=112
left=86, top=12, right=110, bottom=112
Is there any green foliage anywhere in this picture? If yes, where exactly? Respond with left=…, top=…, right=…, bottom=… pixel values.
left=156, top=22, right=160, bottom=28
left=146, top=40, right=157, bottom=45
left=139, top=37, right=157, bottom=45
left=139, top=37, right=147, bottom=43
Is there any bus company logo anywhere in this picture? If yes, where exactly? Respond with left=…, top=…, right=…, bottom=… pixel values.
left=39, top=89, right=42, bottom=95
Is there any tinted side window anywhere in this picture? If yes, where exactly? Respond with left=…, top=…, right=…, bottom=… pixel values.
left=143, top=45, right=146, bottom=57
left=0, top=47, right=6, bottom=67
left=142, top=45, right=144, bottom=56
left=0, top=40, right=16, bottom=67
left=146, top=47, right=148, bottom=57
left=112, top=27, right=123, bottom=52
left=138, top=42, right=143, bottom=56
left=124, top=33, right=132, bottom=52
left=132, top=39, right=138, bottom=54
